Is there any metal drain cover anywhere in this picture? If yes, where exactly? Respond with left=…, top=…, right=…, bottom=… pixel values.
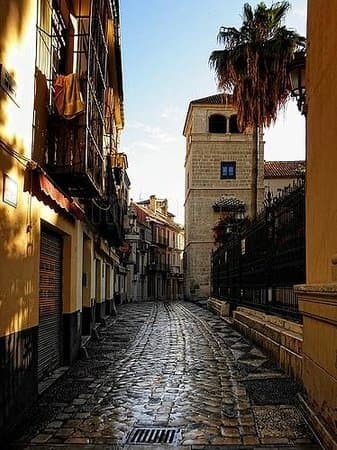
left=127, top=427, right=181, bottom=445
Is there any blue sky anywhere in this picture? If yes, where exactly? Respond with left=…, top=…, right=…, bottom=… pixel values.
left=120, top=0, right=307, bottom=223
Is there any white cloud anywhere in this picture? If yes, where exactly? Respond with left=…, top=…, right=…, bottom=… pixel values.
left=126, top=121, right=176, bottom=144
left=160, top=106, right=185, bottom=120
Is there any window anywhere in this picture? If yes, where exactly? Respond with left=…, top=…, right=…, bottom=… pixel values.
left=209, top=114, right=226, bottom=133
left=221, top=161, right=236, bottom=179
left=229, top=115, right=240, bottom=133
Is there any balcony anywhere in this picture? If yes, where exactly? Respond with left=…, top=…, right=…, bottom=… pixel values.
left=154, top=236, right=169, bottom=247
left=47, top=114, right=104, bottom=197
left=147, top=262, right=169, bottom=273
left=37, top=0, right=112, bottom=198
left=85, top=166, right=125, bottom=247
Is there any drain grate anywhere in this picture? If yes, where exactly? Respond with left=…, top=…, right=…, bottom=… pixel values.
left=127, top=427, right=181, bottom=445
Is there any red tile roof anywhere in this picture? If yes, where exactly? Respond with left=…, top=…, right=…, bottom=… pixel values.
left=264, top=160, right=305, bottom=178
left=190, top=93, right=234, bottom=105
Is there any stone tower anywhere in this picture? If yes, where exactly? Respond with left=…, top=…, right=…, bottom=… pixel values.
left=183, top=94, right=264, bottom=301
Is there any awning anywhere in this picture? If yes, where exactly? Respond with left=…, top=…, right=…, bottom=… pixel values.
left=29, top=166, right=85, bottom=220
left=213, top=197, right=246, bottom=213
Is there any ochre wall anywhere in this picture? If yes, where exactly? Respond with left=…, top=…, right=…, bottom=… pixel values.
left=0, top=0, right=37, bottom=337
left=306, top=0, right=337, bottom=284
left=0, top=0, right=36, bottom=158
left=295, top=2, right=337, bottom=446
left=0, top=0, right=81, bottom=338
left=0, top=174, right=82, bottom=337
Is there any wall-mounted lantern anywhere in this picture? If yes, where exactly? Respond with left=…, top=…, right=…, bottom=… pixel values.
left=289, top=51, right=306, bottom=115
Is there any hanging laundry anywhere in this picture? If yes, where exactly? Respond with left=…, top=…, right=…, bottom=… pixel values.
left=54, top=73, right=85, bottom=119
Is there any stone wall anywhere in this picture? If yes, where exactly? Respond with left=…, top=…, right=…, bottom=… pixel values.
left=232, top=306, right=303, bottom=383
left=184, top=100, right=264, bottom=301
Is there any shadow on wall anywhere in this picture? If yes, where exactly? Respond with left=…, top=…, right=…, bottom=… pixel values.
left=0, top=0, right=39, bottom=338
left=0, top=149, right=37, bottom=439
left=0, top=183, right=38, bottom=436
left=0, top=1, right=51, bottom=436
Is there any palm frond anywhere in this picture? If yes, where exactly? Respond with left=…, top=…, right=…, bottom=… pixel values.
left=209, top=1, right=306, bottom=129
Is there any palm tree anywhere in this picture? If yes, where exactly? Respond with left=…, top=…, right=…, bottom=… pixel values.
left=209, top=1, right=305, bottom=219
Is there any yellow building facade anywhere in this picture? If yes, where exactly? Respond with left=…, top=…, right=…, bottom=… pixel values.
left=0, top=0, right=126, bottom=436
left=294, top=1, right=337, bottom=447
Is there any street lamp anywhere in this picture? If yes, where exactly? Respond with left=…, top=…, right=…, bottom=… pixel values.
left=289, top=51, right=306, bottom=115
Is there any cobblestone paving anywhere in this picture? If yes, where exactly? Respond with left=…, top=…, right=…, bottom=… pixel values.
left=9, top=301, right=319, bottom=449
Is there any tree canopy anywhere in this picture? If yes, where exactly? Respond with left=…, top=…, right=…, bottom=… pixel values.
left=209, top=1, right=305, bottom=130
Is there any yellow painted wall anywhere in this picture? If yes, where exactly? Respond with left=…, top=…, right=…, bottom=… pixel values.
left=0, top=0, right=82, bottom=337
left=0, top=0, right=37, bottom=337
left=0, top=174, right=82, bottom=337
left=306, top=0, right=337, bottom=283
left=0, top=155, right=38, bottom=337
left=0, top=0, right=37, bottom=158
left=296, top=3, right=337, bottom=445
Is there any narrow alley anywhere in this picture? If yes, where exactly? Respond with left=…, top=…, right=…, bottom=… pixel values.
left=9, top=301, right=319, bottom=450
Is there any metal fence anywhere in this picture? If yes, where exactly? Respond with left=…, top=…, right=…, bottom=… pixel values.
left=211, top=178, right=305, bottom=320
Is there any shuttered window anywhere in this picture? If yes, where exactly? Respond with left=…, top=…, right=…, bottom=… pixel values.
left=38, top=228, right=63, bottom=380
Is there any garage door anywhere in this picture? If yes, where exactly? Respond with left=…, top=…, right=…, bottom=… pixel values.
left=38, top=228, right=63, bottom=380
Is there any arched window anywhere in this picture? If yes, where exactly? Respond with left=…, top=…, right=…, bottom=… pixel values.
left=209, top=114, right=226, bottom=133
left=229, top=115, right=240, bottom=133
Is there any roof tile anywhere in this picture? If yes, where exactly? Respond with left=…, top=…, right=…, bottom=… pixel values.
left=190, top=93, right=234, bottom=105
left=264, top=160, right=305, bottom=178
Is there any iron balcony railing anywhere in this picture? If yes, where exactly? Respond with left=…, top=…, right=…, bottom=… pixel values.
left=147, top=262, right=170, bottom=273
left=37, top=0, right=115, bottom=198
left=211, top=178, right=305, bottom=320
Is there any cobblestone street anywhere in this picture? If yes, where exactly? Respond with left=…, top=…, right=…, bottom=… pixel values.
left=9, top=301, right=319, bottom=449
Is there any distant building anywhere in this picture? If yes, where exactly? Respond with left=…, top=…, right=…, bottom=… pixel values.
left=125, top=202, right=152, bottom=302
left=125, top=197, right=184, bottom=302
left=183, top=94, right=264, bottom=301
left=264, top=160, right=305, bottom=196
left=133, top=196, right=184, bottom=300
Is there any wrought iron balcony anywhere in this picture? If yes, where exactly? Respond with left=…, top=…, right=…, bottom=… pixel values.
left=84, top=161, right=127, bottom=246
left=37, top=0, right=116, bottom=198
left=147, top=262, right=169, bottom=273
left=87, top=195, right=124, bottom=247
left=47, top=114, right=104, bottom=197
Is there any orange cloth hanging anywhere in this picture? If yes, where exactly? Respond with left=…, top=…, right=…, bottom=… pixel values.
left=54, top=73, right=85, bottom=119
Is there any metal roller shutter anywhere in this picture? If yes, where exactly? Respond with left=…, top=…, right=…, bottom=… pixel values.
left=38, top=228, right=63, bottom=380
